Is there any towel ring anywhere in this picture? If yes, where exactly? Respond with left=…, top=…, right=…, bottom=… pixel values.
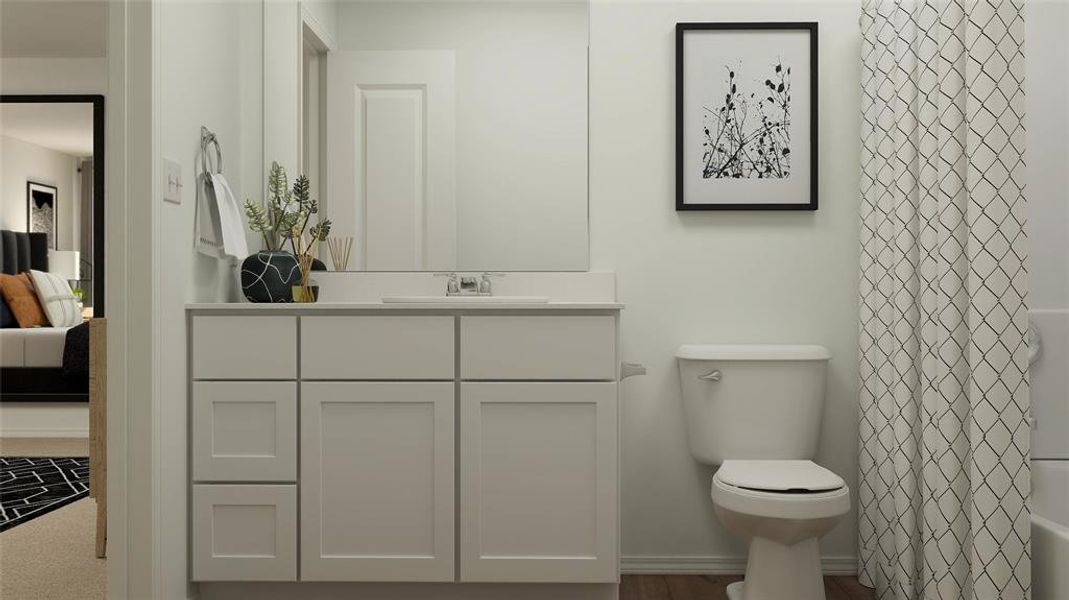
left=200, top=126, right=223, bottom=175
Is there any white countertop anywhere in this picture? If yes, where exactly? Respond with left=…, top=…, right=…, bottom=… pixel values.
left=186, top=301, right=623, bottom=311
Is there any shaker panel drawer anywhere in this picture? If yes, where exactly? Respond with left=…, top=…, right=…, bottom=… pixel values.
left=460, top=316, right=616, bottom=380
left=191, top=484, right=297, bottom=581
left=301, top=316, right=455, bottom=380
left=192, top=316, right=297, bottom=380
left=192, top=382, right=297, bottom=482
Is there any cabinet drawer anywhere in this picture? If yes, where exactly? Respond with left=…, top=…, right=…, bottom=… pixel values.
left=192, top=484, right=297, bottom=581
left=192, top=316, right=296, bottom=380
left=192, top=382, right=297, bottom=482
left=460, top=316, right=616, bottom=380
left=301, top=316, right=455, bottom=380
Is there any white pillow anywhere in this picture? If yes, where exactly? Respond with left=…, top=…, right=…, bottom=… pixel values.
left=29, top=269, right=82, bottom=327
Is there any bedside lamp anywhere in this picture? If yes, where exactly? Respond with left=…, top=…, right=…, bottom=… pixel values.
left=48, top=250, right=81, bottom=283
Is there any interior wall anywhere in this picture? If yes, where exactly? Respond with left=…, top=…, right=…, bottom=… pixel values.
left=158, top=1, right=262, bottom=597
left=335, top=1, right=589, bottom=271
left=1025, top=0, right=1069, bottom=311
left=0, top=134, right=80, bottom=249
left=0, top=57, right=105, bottom=439
left=0, top=57, right=107, bottom=94
left=1023, top=0, right=1069, bottom=462
left=589, top=0, right=863, bottom=565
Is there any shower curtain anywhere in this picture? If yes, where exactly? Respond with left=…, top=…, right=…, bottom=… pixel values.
left=857, top=1, right=1030, bottom=599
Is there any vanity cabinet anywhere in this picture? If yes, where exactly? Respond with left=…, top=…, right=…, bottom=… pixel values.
left=187, top=306, right=621, bottom=591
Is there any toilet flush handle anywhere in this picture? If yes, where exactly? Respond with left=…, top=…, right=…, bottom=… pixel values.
left=699, top=370, right=722, bottom=382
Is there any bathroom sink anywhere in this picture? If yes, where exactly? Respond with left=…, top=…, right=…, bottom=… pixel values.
left=381, top=296, right=549, bottom=304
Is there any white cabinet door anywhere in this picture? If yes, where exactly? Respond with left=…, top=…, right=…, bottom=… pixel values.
left=191, top=484, right=297, bottom=581
left=192, top=382, right=297, bottom=482
left=301, top=382, right=455, bottom=581
left=460, top=382, right=618, bottom=583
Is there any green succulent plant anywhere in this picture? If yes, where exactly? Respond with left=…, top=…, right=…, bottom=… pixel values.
left=244, top=162, right=332, bottom=254
left=244, top=161, right=333, bottom=286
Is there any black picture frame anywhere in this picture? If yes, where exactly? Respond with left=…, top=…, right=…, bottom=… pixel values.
left=26, top=181, right=58, bottom=248
left=2, top=94, right=106, bottom=316
left=676, top=22, right=818, bottom=211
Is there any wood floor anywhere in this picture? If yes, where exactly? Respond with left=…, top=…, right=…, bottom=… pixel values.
left=620, top=575, right=875, bottom=600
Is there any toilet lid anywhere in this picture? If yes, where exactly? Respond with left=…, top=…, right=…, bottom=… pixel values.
left=717, top=460, right=845, bottom=492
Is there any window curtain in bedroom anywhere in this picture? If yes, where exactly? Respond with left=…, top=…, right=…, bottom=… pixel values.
left=857, top=1, right=1030, bottom=599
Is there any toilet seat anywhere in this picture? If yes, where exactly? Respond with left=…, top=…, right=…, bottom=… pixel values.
left=718, top=460, right=845, bottom=492
left=711, top=461, right=850, bottom=520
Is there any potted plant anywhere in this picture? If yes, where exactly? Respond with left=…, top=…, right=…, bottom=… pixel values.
left=241, top=162, right=330, bottom=303
left=286, top=174, right=331, bottom=302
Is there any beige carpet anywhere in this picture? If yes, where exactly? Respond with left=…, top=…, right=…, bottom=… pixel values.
left=0, top=438, right=106, bottom=600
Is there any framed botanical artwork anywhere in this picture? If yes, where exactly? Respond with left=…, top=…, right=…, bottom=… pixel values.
left=676, top=22, right=818, bottom=210
left=27, top=181, right=58, bottom=248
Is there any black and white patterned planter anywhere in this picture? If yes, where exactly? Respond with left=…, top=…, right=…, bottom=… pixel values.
left=240, top=251, right=301, bottom=303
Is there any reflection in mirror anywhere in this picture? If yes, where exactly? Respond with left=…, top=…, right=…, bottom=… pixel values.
left=0, top=98, right=104, bottom=316
left=299, top=1, right=589, bottom=272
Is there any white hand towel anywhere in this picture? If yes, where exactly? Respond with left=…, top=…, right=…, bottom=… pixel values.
left=195, top=173, right=226, bottom=259
left=209, top=173, right=250, bottom=260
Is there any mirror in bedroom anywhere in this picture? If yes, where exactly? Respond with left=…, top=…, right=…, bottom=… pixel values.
left=0, top=96, right=104, bottom=317
left=272, top=0, right=590, bottom=272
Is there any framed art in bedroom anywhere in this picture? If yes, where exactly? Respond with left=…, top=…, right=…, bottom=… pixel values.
left=26, top=181, right=58, bottom=248
left=676, top=22, right=818, bottom=211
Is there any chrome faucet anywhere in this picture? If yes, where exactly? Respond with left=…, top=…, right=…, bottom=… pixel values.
left=435, top=272, right=460, bottom=295
left=436, top=272, right=505, bottom=296
left=479, top=272, right=505, bottom=295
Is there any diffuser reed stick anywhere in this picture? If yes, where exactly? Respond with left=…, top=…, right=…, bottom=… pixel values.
left=328, top=236, right=353, bottom=271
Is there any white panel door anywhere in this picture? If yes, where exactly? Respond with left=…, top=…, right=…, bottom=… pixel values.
left=328, top=50, right=456, bottom=271
left=460, top=382, right=618, bottom=583
left=301, top=382, right=455, bottom=581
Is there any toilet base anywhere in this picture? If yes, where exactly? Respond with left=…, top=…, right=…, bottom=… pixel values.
left=734, top=536, right=825, bottom=600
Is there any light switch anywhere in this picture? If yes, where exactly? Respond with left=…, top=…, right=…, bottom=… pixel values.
left=163, top=158, right=183, bottom=204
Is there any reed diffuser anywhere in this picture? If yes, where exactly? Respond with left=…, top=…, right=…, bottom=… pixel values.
left=328, top=236, right=353, bottom=271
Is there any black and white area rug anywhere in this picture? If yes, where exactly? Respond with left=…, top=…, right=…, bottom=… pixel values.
left=0, top=457, right=90, bottom=532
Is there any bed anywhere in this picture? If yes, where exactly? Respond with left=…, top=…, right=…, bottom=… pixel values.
left=0, top=230, right=88, bottom=402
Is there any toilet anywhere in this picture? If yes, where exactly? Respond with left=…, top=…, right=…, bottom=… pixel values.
left=676, top=345, right=850, bottom=600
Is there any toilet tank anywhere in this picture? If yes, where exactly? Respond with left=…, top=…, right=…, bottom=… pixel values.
left=676, top=345, right=831, bottom=465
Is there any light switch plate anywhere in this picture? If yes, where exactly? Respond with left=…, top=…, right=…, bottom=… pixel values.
left=163, top=158, right=183, bottom=204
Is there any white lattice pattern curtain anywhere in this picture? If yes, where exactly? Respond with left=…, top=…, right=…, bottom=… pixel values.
left=857, top=1, right=1030, bottom=598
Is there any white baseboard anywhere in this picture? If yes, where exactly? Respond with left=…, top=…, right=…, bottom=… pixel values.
left=620, top=555, right=858, bottom=576
left=0, top=427, right=90, bottom=438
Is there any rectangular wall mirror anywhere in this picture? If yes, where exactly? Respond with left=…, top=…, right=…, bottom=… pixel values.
left=272, top=0, right=590, bottom=272
left=0, top=95, right=105, bottom=316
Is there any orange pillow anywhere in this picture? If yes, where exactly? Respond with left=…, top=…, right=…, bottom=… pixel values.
left=0, top=273, right=49, bottom=328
